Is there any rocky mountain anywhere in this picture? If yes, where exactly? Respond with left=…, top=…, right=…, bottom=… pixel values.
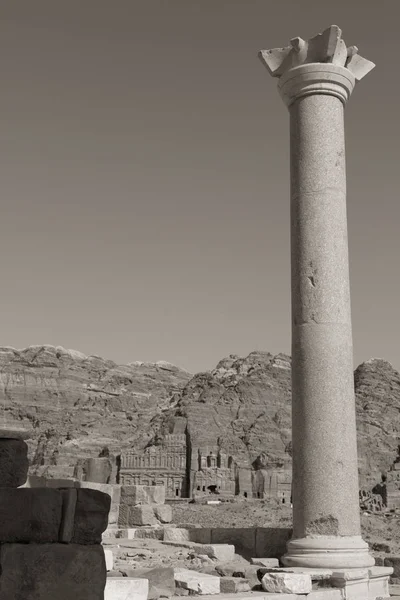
left=151, top=353, right=400, bottom=488
left=0, top=345, right=192, bottom=478
left=0, top=345, right=398, bottom=489
left=152, top=351, right=292, bottom=470
left=355, top=358, right=400, bottom=487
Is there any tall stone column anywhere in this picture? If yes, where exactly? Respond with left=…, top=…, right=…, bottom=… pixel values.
left=259, top=26, right=375, bottom=569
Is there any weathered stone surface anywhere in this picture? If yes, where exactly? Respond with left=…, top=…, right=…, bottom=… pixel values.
left=26, top=475, right=79, bottom=488
left=261, top=572, right=312, bottom=593
left=154, top=504, right=172, bottom=523
left=80, top=481, right=121, bottom=527
left=0, top=543, right=106, bottom=599
left=82, top=456, right=113, bottom=483
left=174, top=570, right=220, bottom=595
left=193, top=544, right=235, bottom=562
left=59, top=488, right=77, bottom=542
left=130, top=505, right=158, bottom=526
left=0, top=488, right=62, bottom=542
left=0, top=438, right=29, bottom=487
left=71, top=488, right=111, bottom=544
left=164, top=528, right=191, bottom=543
left=121, top=485, right=165, bottom=506
left=255, top=527, right=292, bottom=558
left=368, top=566, right=392, bottom=599
left=189, top=528, right=212, bottom=544
left=330, top=569, right=370, bottom=599
left=134, top=526, right=164, bottom=540
left=0, top=427, right=32, bottom=440
left=220, top=577, right=250, bottom=593
left=105, top=577, right=149, bottom=600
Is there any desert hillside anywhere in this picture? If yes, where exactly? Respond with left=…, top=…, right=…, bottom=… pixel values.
left=0, top=345, right=399, bottom=488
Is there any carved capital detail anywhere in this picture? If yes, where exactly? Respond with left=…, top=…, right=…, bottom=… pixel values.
left=259, top=25, right=375, bottom=86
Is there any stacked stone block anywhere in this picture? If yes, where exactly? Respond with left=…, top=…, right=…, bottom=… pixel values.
left=118, top=484, right=172, bottom=527
left=0, top=428, right=110, bottom=599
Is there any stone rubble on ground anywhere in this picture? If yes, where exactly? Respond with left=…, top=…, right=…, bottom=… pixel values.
left=261, top=572, right=313, bottom=594
left=174, top=569, right=221, bottom=595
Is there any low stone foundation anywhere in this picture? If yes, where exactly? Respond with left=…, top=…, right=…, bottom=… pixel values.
left=103, top=525, right=292, bottom=559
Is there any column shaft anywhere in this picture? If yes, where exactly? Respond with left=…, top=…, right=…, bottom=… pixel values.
left=290, top=93, right=360, bottom=539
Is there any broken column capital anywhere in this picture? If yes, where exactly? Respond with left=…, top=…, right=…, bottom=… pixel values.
left=259, top=25, right=375, bottom=107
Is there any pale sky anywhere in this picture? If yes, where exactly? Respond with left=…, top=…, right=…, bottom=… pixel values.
left=1, top=0, right=399, bottom=373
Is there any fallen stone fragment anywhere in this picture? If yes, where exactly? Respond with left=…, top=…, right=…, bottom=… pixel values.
left=174, top=569, right=220, bottom=595
left=105, top=577, right=149, bottom=600
left=193, top=544, right=235, bottom=562
left=261, top=572, right=312, bottom=594
left=220, top=577, right=250, bottom=593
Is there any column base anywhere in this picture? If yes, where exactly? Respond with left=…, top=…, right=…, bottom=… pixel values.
left=282, top=536, right=375, bottom=569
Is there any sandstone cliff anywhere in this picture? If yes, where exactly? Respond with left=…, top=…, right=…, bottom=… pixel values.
left=152, top=351, right=292, bottom=470
left=0, top=345, right=398, bottom=489
left=153, top=353, right=400, bottom=488
left=354, top=358, right=400, bottom=487
left=0, top=345, right=192, bottom=478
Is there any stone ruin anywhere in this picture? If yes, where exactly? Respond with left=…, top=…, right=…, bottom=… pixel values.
left=0, top=426, right=111, bottom=598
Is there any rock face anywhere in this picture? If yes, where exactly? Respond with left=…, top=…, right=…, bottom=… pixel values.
left=0, top=345, right=192, bottom=478
left=153, top=351, right=293, bottom=471
left=0, top=345, right=398, bottom=490
left=154, top=352, right=400, bottom=489
left=355, top=359, right=400, bottom=488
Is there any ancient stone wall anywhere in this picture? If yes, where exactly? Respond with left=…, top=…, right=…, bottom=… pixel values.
left=0, top=428, right=110, bottom=598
